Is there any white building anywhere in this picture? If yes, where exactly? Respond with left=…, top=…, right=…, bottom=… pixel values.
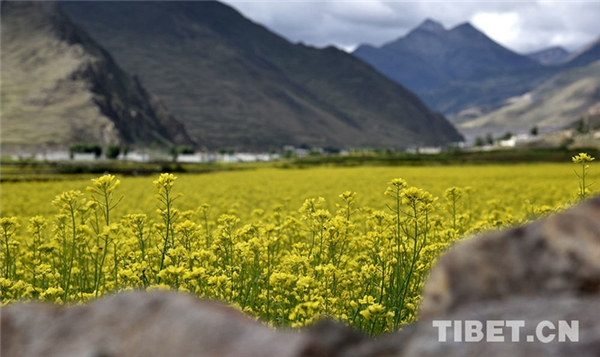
left=406, top=147, right=442, bottom=154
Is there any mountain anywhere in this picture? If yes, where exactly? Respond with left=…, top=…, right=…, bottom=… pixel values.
left=459, top=59, right=600, bottom=130
left=353, top=19, right=557, bottom=114
left=353, top=19, right=451, bottom=91
left=0, top=1, right=193, bottom=151
left=526, top=46, right=570, bottom=66
left=58, top=1, right=463, bottom=150
left=354, top=19, right=540, bottom=87
left=563, top=36, right=600, bottom=69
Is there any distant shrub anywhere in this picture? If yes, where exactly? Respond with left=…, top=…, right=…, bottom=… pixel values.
left=575, top=118, right=589, bottom=134
left=179, top=146, right=195, bottom=155
left=169, top=147, right=179, bottom=162
left=323, top=146, right=340, bottom=154
left=559, top=137, right=575, bottom=150
left=283, top=150, right=296, bottom=159
left=530, top=126, right=538, bottom=136
left=169, top=146, right=196, bottom=161
left=375, top=147, right=394, bottom=156
left=446, top=143, right=461, bottom=153
left=105, top=145, right=121, bottom=159
left=218, top=148, right=234, bottom=155
left=69, top=144, right=102, bottom=158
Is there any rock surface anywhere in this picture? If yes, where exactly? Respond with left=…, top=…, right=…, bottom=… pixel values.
left=1, top=291, right=322, bottom=357
left=1, top=1, right=194, bottom=151
left=2, top=196, right=600, bottom=357
left=420, top=195, right=600, bottom=319
left=403, top=296, right=600, bottom=357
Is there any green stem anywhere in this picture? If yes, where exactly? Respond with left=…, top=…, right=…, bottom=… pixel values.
left=94, top=233, right=109, bottom=297
left=3, top=232, right=11, bottom=280
left=63, top=204, right=78, bottom=301
left=158, top=190, right=172, bottom=281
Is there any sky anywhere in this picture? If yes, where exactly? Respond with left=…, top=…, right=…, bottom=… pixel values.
left=221, top=1, right=600, bottom=54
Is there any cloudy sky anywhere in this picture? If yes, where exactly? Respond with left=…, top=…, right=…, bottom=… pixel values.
left=222, top=1, right=600, bottom=54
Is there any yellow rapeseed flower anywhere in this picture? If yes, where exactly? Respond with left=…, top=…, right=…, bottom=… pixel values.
left=153, top=173, right=177, bottom=190
left=572, top=152, right=595, bottom=163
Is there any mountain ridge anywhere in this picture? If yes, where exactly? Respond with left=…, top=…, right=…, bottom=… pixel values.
left=527, top=46, right=570, bottom=66
left=415, top=19, right=445, bottom=34
left=353, top=19, right=558, bottom=114
left=562, top=36, right=600, bottom=69
left=0, top=1, right=194, bottom=151
left=59, top=1, right=463, bottom=150
left=459, top=59, right=600, bottom=130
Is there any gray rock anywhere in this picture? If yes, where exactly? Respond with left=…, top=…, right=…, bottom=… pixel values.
left=403, top=296, right=600, bottom=357
left=0, top=291, right=325, bottom=357
left=420, top=196, right=600, bottom=319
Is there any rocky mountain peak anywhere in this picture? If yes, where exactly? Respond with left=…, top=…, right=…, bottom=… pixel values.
left=449, top=22, right=482, bottom=38
left=415, top=18, right=445, bottom=34
left=527, top=46, right=570, bottom=66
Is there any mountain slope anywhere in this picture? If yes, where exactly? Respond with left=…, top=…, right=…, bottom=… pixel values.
left=0, top=1, right=193, bottom=151
left=59, top=1, right=463, bottom=150
left=355, top=20, right=539, bottom=85
left=353, top=19, right=557, bottom=114
left=563, top=36, right=600, bottom=69
left=526, top=46, right=570, bottom=66
left=460, top=59, right=600, bottom=130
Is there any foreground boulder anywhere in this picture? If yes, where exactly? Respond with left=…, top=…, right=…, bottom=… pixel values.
left=403, top=296, right=600, bottom=357
left=406, top=195, right=600, bottom=357
left=1, top=291, right=367, bottom=357
left=420, top=195, right=600, bottom=319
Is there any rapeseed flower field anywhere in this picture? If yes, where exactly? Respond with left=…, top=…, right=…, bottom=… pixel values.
left=0, top=157, right=597, bottom=334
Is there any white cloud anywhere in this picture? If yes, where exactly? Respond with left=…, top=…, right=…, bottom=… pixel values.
left=471, top=12, right=520, bottom=48
left=223, top=0, right=600, bottom=53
